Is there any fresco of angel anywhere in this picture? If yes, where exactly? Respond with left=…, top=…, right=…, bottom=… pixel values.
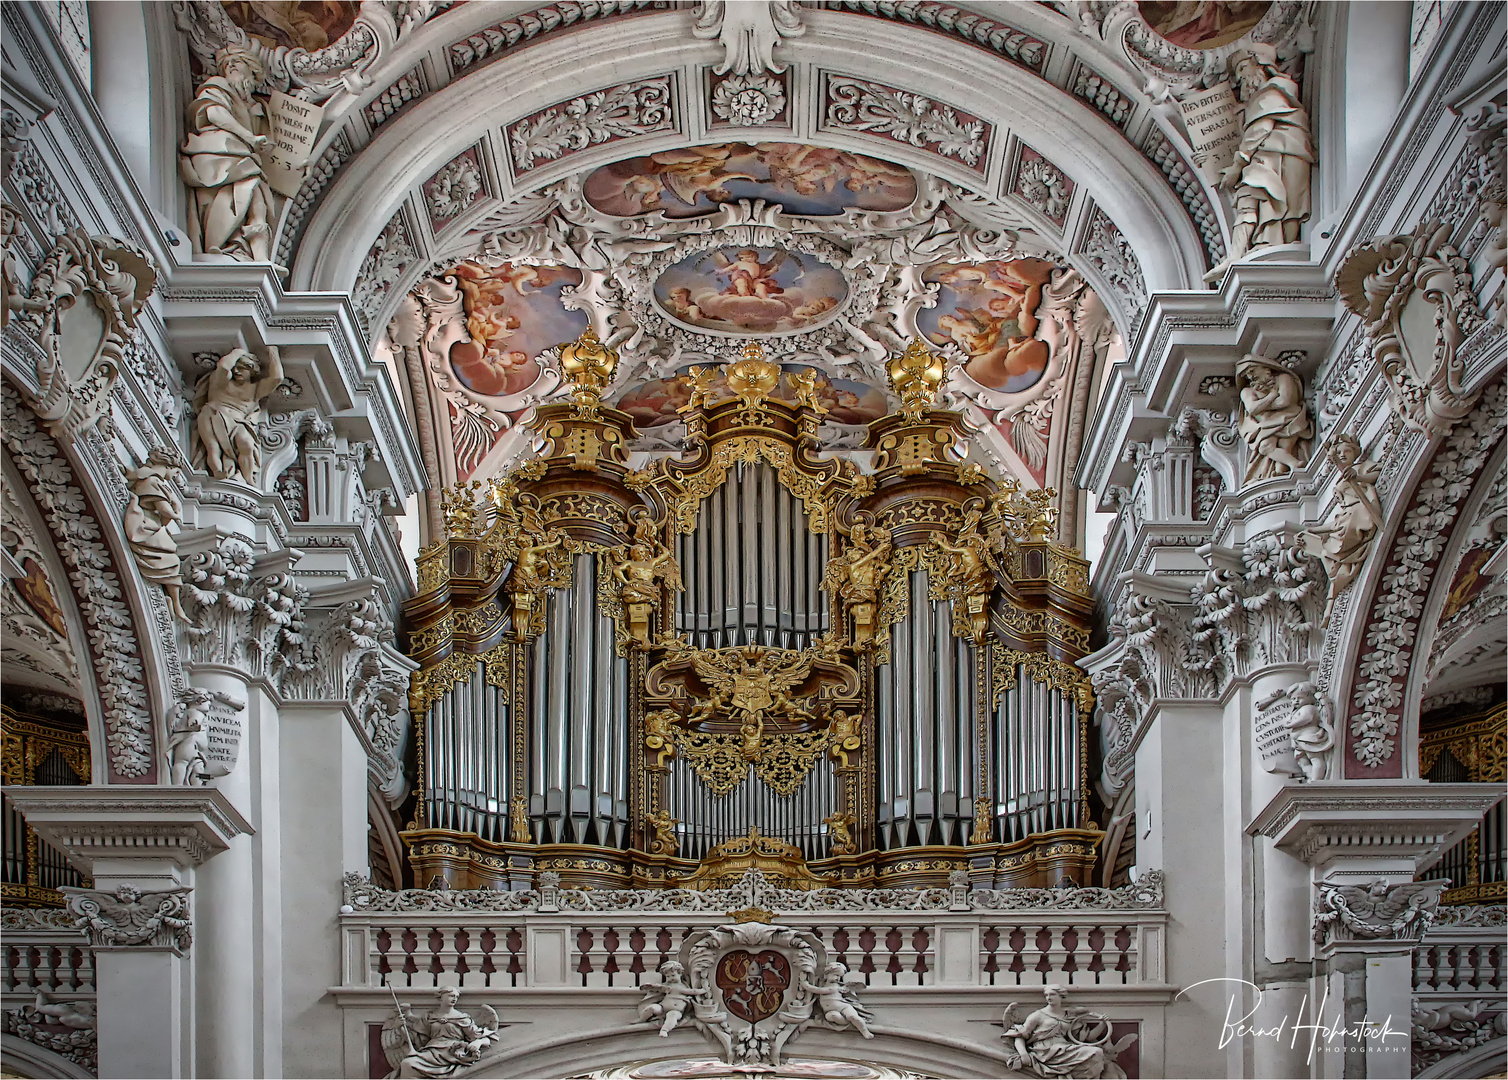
left=922, top=258, right=1057, bottom=391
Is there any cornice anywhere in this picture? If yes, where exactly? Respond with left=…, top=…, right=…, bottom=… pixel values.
left=1247, top=781, right=1502, bottom=871
left=3, top=785, right=255, bottom=871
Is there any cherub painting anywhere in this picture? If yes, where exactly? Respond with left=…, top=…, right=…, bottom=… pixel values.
left=918, top=258, right=1058, bottom=391
left=583, top=142, right=917, bottom=218
left=441, top=260, right=587, bottom=398
left=1138, top=1, right=1271, bottom=50
left=655, top=246, right=848, bottom=334
left=220, top=1, right=361, bottom=51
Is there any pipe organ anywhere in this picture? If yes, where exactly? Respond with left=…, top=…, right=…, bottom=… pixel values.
left=402, top=335, right=1098, bottom=891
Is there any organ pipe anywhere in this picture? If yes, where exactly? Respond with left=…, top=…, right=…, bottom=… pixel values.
left=401, top=335, right=1096, bottom=891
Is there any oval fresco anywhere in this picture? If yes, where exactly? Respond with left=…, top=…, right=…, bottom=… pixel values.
left=654, top=246, right=849, bottom=336
left=1137, top=1, right=1270, bottom=49
left=917, top=259, right=1058, bottom=393
left=584, top=142, right=917, bottom=219
left=616, top=367, right=888, bottom=428
left=444, top=260, right=587, bottom=397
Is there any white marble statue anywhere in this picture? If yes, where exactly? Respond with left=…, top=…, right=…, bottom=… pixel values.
left=636, top=959, right=704, bottom=1037
left=123, top=447, right=190, bottom=621
left=1236, top=355, right=1312, bottom=483
left=1299, top=435, right=1384, bottom=626
left=1000, top=985, right=1135, bottom=1079
left=192, top=346, right=284, bottom=484
left=166, top=688, right=213, bottom=786
left=1211, top=44, right=1313, bottom=274
left=381, top=987, right=500, bottom=1079
left=179, top=46, right=275, bottom=263
left=1283, top=681, right=1334, bottom=783
left=802, top=961, right=874, bottom=1039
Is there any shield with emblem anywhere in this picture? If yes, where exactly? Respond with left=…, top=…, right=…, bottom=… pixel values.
left=714, top=949, right=791, bottom=1024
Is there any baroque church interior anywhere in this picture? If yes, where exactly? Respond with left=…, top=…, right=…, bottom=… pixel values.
left=0, top=1, right=1504, bottom=1078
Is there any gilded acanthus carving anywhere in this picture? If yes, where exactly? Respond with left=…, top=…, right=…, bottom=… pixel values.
left=1236, top=354, right=1312, bottom=483
left=63, top=883, right=193, bottom=952
left=192, top=346, right=286, bottom=484
left=1311, top=879, right=1445, bottom=946
left=1207, top=45, right=1312, bottom=276
left=1337, top=220, right=1489, bottom=437
left=124, top=448, right=191, bottom=622
left=380, top=987, right=501, bottom=1080
left=1298, top=435, right=1384, bottom=627
left=1000, top=984, right=1136, bottom=1080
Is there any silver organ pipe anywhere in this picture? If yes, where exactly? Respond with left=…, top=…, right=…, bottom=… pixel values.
left=424, top=659, right=511, bottom=842
left=675, top=464, right=828, bottom=649
left=874, top=567, right=975, bottom=849
left=992, top=664, right=1081, bottom=842
left=529, top=552, right=632, bottom=846
left=669, top=758, right=838, bottom=862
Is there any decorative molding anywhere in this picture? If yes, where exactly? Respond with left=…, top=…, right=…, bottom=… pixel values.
left=423, top=146, right=487, bottom=231
left=1078, top=207, right=1147, bottom=327
left=1313, top=879, right=1445, bottom=946
left=709, top=72, right=788, bottom=128
left=814, top=1, right=1048, bottom=73
left=1011, top=145, right=1073, bottom=229
left=1, top=388, right=156, bottom=779
left=1344, top=383, right=1505, bottom=772
left=820, top=74, right=990, bottom=170
left=506, top=75, right=678, bottom=175
left=692, top=1, right=805, bottom=77
left=351, top=209, right=418, bottom=332
left=63, top=883, right=192, bottom=952
left=448, top=2, right=668, bottom=74
left=341, top=866, right=1165, bottom=914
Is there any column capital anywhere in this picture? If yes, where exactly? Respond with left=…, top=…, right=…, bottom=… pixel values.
left=1246, top=780, right=1500, bottom=874
left=3, top=785, right=254, bottom=873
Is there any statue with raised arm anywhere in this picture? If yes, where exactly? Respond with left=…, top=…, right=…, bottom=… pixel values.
left=821, top=522, right=893, bottom=646
left=1000, top=985, right=1135, bottom=1079
left=636, top=960, right=703, bottom=1037
left=507, top=528, right=567, bottom=640
left=610, top=523, right=682, bottom=647
left=179, top=46, right=276, bottom=263
left=931, top=507, right=995, bottom=641
left=381, top=988, right=500, bottom=1079
left=1299, top=434, right=1384, bottom=626
left=124, top=447, right=190, bottom=621
left=1207, top=44, right=1313, bottom=277
left=192, top=346, right=284, bottom=484
left=1236, top=355, right=1312, bottom=484
left=801, top=962, right=874, bottom=1039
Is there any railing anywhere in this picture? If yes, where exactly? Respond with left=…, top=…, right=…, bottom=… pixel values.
left=1411, top=906, right=1506, bottom=1076
left=337, top=869, right=1167, bottom=991
left=1, top=907, right=93, bottom=997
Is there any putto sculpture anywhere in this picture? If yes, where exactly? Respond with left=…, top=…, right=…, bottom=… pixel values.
left=192, top=346, right=285, bottom=485
left=381, top=987, right=500, bottom=1079
left=1000, top=984, right=1136, bottom=1079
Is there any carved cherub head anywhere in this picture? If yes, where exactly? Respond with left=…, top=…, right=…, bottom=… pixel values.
left=1327, top=433, right=1363, bottom=469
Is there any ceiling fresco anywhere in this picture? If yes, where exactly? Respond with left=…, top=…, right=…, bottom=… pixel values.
left=582, top=143, right=918, bottom=219
left=654, top=246, right=849, bottom=336
left=1136, top=1, right=1272, bottom=50
left=220, top=0, right=360, bottom=51
left=402, top=137, right=1118, bottom=502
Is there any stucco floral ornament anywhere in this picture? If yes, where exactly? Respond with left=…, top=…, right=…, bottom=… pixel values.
left=711, top=74, right=786, bottom=126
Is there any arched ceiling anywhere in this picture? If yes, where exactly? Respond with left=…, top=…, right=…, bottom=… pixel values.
left=165, top=0, right=1317, bottom=536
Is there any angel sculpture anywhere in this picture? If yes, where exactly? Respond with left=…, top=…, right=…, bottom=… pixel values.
left=801, top=962, right=874, bottom=1039
left=1283, top=681, right=1334, bottom=782
left=636, top=960, right=705, bottom=1037
left=610, top=521, right=683, bottom=647
left=1312, top=879, right=1445, bottom=946
left=689, top=647, right=814, bottom=760
left=932, top=508, right=995, bottom=642
left=820, top=522, right=893, bottom=646
left=507, top=528, right=568, bottom=641
left=1000, top=985, right=1135, bottom=1079
left=381, top=987, right=500, bottom=1079
left=62, top=883, right=193, bottom=950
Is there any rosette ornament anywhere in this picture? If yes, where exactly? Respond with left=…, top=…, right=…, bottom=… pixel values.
left=557, top=327, right=618, bottom=416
